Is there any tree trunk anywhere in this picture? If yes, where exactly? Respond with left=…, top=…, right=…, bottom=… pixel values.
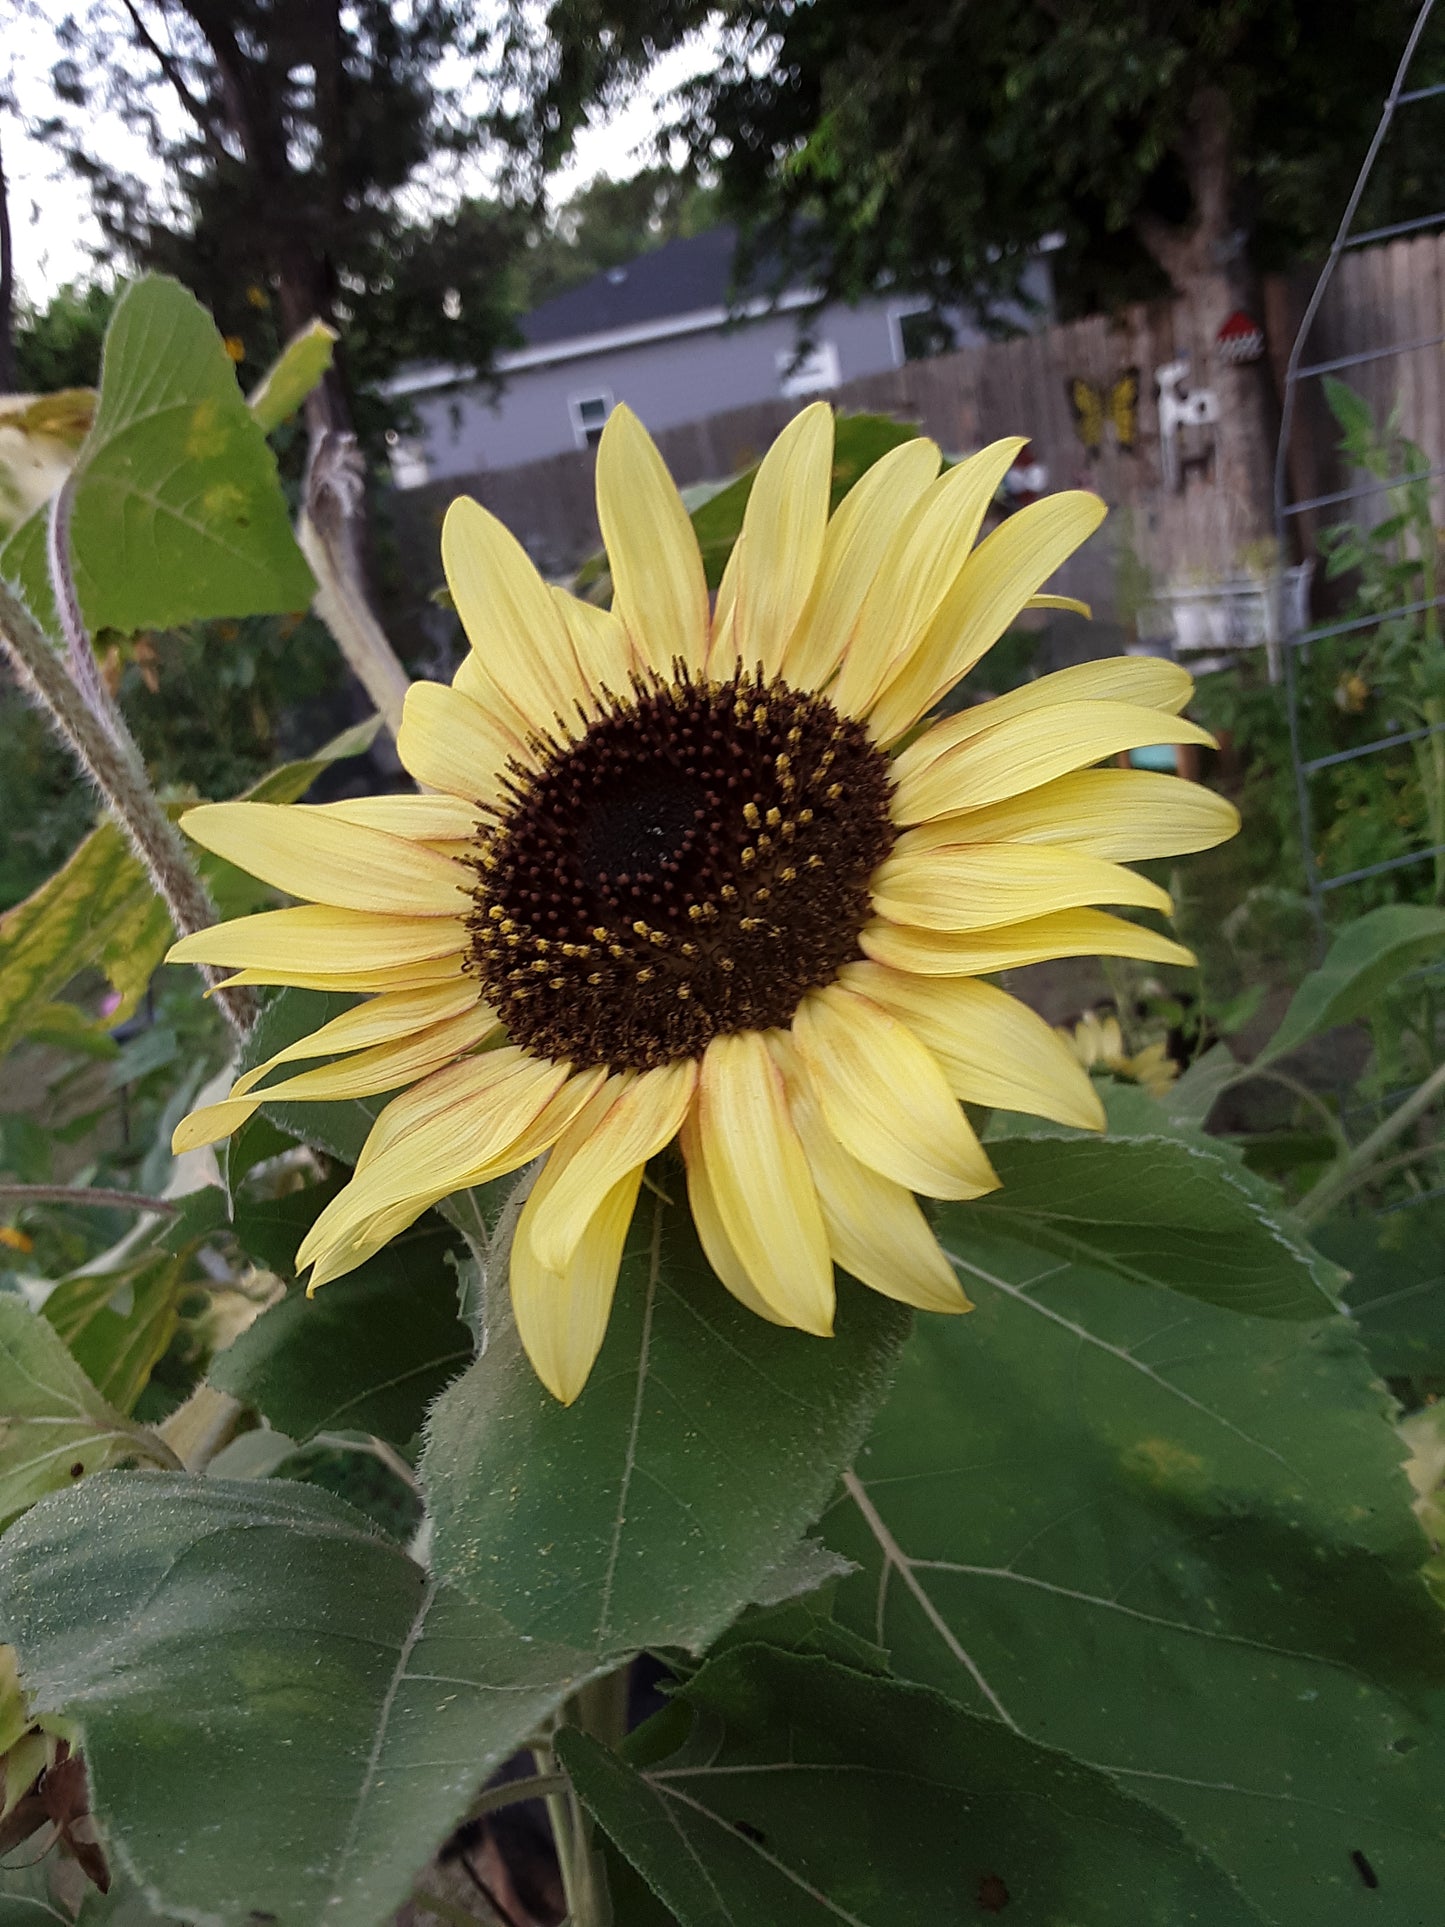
left=1134, top=84, right=1282, bottom=576
left=0, top=124, right=18, bottom=393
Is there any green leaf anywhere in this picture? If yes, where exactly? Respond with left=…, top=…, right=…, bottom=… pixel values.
left=0, top=823, right=155, bottom=1063
left=966, top=1127, right=1341, bottom=1318
left=1317, top=1201, right=1445, bottom=1381
left=691, top=412, right=920, bottom=588
left=240, top=714, right=382, bottom=807
left=0, top=1300, right=171, bottom=1529
left=423, top=1183, right=909, bottom=1662
left=822, top=1203, right=1445, bottom=1923
left=41, top=1188, right=228, bottom=1415
left=1255, top=904, right=1445, bottom=1066
left=246, top=320, right=338, bottom=434
left=212, top=1192, right=472, bottom=1446
left=0, top=275, right=314, bottom=638
left=0, top=1474, right=592, bottom=1926
left=561, top=1648, right=1264, bottom=1925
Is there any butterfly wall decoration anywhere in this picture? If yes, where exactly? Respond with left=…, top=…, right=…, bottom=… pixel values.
left=1067, top=369, right=1140, bottom=455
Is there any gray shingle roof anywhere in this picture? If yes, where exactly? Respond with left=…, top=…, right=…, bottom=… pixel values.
left=519, top=226, right=787, bottom=346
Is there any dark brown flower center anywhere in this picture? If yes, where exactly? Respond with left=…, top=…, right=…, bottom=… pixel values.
left=464, top=669, right=896, bottom=1071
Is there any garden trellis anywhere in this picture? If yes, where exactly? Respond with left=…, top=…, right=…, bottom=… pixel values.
left=1275, top=0, right=1445, bottom=920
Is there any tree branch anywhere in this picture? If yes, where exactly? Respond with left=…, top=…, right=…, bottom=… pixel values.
left=117, top=0, right=231, bottom=168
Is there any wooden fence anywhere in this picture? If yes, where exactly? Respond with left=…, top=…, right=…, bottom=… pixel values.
left=388, top=230, right=1445, bottom=638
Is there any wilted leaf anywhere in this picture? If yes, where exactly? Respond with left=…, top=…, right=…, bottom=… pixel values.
left=0, top=1300, right=172, bottom=1529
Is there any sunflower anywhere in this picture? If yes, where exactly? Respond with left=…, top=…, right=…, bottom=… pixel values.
left=169, top=404, right=1237, bottom=1402
left=1060, top=1009, right=1179, bottom=1100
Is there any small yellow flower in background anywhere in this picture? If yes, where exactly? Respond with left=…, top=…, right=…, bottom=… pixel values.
left=0, top=1226, right=33, bottom=1255
left=1061, top=1009, right=1179, bottom=1100
left=169, top=403, right=1238, bottom=1402
left=223, top=336, right=246, bottom=363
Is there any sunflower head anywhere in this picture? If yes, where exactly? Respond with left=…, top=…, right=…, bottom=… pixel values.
left=170, top=402, right=1238, bottom=1402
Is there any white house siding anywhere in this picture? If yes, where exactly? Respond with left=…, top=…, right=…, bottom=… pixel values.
left=410, top=297, right=941, bottom=479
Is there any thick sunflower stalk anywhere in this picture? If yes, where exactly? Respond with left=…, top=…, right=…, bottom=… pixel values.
left=167, top=404, right=1237, bottom=1401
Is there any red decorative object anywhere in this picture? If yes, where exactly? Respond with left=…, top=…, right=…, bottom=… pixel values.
left=1215, top=310, right=1265, bottom=365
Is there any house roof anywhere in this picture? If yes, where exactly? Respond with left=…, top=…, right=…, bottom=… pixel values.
left=519, top=226, right=778, bottom=347
left=383, top=226, right=811, bottom=398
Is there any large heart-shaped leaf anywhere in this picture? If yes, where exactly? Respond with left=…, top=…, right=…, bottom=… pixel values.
left=0, top=276, right=313, bottom=638
left=213, top=1191, right=473, bottom=1446
left=423, top=1183, right=909, bottom=1661
left=0, top=1475, right=591, bottom=1926
left=821, top=1202, right=1445, bottom=1923
left=562, top=1647, right=1264, bottom=1925
left=967, top=1126, right=1341, bottom=1318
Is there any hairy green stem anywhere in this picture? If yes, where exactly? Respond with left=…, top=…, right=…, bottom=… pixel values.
left=0, top=1183, right=180, bottom=1215
left=1298, top=1053, right=1445, bottom=1224
left=0, top=576, right=255, bottom=1039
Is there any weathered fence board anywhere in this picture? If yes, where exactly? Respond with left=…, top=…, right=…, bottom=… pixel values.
left=390, top=230, right=1445, bottom=634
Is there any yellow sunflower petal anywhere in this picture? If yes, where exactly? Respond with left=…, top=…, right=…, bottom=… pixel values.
left=512, top=1161, right=644, bottom=1405
left=695, top=1030, right=834, bottom=1334
left=215, top=953, right=468, bottom=994
left=783, top=436, right=942, bottom=690
left=170, top=1096, right=265, bottom=1155
left=842, top=961, right=1104, bottom=1130
left=230, top=977, right=486, bottom=1096
left=889, top=701, right=1216, bottom=825
left=553, top=585, right=636, bottom=695
left=679, top=1108, right=790, bottom=1325
left=892, top=651, right=1196, bottom=785
left=730, top=401, right=834, bottom=678
left=310, top=794, right=482, bottom=841
left=860, top=908, right=1195, bottom=975
left=867, top=490, right=1108, bottom=743
left=180, top=802, right=469, bottom=917
left=442, top=495, right=587, bottom=733
left=706, top=533, right=744, bottom=668
left=167, top=905, right=467, bottom=974
left=790, top=984, right=998, bottom=1200
left=831, top=438, right=1026, bottom=719
left=1024, top=593, right=1092, bottom=616
left=771, top=1032, right=971, bottom=1313
left=526, top=1060, right=696, bottom=1275
left=172, top=1004, right=496, bottom=1154
left=596, top=404, right=709, bottom=675
left=870, top=841, right=1174, bottom=930
left=896, top=768, right=1242, bottom=863
left=295, top=1051, right=584, bottom=1273
left=396, top=681, right=519, bottom=808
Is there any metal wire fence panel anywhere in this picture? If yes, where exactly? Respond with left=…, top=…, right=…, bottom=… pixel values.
left=1275, top=0, right=1445, bottom=925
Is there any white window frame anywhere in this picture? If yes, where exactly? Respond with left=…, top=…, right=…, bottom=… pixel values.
left=887, top=302, right=934, bottom=368
left=776, top=339, right=841, bottom=398
left=568, top=388, right=615, bottom=450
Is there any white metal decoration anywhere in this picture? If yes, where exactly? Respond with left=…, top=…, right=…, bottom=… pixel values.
left=1155, top=357, right=1220, bottom=492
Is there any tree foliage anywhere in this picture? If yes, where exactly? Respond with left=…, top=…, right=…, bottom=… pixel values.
left=493, top=0, right=1445, bottom=316
left=46, top=1, right=521, bottom=421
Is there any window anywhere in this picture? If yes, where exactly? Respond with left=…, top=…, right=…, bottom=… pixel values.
left=776, top=340, right=840, bottom=398
left=569, top=392, right=613, bottom=449
left=890, top=305, right=956, bottom=366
